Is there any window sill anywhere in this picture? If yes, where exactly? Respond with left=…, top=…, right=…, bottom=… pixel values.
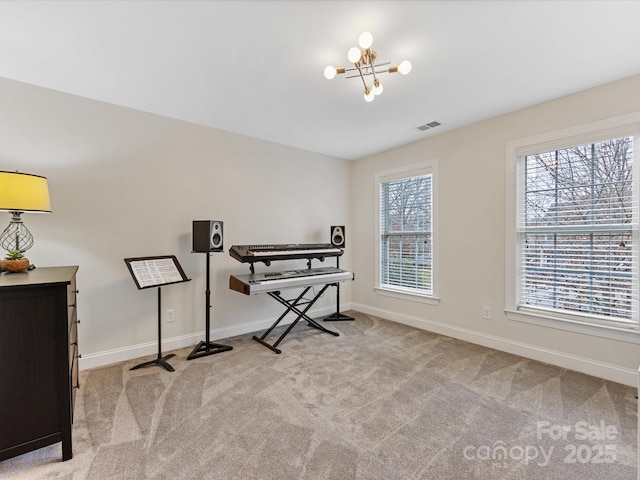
left=506, top=308, right=640, bottom=344
left=374, top=287, right=440, bottom=305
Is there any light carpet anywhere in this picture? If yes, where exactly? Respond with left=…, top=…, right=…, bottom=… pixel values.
left=0, top=311, right=636, bottom=479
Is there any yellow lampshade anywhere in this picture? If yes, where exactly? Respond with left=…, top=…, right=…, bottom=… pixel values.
left=0, top=171, right=51, bottom=213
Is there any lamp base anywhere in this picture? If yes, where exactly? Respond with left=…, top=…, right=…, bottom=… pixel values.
left=0, top=211, right=35, bottom=253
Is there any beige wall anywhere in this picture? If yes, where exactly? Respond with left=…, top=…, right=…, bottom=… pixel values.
left=0, top=77, right=352, bottom=368
left=351, top=74, right=640, bottom=385
left=4, top=73, right=640, bottom=383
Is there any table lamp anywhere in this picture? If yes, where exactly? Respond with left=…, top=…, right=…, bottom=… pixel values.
left=0, top=171, right=52, bottom=254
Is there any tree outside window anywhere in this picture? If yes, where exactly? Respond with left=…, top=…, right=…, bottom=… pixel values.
left=520, top=137, right=637, bottom=325
left=380, top=174, right=433, bottom=294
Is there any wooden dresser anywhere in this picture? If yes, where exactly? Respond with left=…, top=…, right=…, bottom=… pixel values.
left=0, top=266, right=79, bottom=462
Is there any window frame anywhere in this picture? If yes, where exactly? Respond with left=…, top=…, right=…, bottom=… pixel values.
left=505, top=113, right=640, bottom=344
left=375, top=160, right=439, bottom=305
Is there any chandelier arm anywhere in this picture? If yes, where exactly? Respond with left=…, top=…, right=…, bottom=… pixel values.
left=370, top=68, right=378, bottom=84
left=367, top=52, right=379, bottom=84
left=342, top=62, right=390, bottom=75
left=345, top=70, right=391, bottom=79
left=355, top=64, right=368, bottom=90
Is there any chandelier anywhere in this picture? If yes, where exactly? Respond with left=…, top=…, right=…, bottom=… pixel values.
left=324, top=31, right=412, bottom=102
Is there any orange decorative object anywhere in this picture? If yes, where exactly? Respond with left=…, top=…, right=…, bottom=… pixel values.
left=1, top=259, right=29, bottom=273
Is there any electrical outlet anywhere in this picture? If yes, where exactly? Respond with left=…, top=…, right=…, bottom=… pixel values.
left=166, top=309, right=176, bottom=323
left=482, top=307, right=492, bottom=320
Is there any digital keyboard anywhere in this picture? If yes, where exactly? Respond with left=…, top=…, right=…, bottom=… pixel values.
left=229, top=266, right=354, bottom=295
left=229, top=243, right=343, bottom=265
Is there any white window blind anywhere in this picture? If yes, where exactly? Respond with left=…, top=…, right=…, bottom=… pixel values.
left=380, top=174, right=433, bottom=294
left=518, top=136, right=639, bottom=326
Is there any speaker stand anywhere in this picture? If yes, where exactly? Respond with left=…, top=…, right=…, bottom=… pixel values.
left=130, top=286, right=176, bottom=372
left=188, top=252, right=233, bottom=360
left=324, top=256, right=354, bottom=322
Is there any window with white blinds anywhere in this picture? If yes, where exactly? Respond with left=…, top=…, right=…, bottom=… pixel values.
left=517, top=136, right=639, bottom=327
left=380, top=172, right=433, bottom=294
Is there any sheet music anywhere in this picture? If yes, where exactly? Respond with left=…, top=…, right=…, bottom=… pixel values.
left=127, top=257, right=184, bottom=288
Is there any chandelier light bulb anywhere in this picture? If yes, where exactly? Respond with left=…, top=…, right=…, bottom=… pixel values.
left=398, top=60, right=413, bottom=75
left=347, top=46, right=362, bottom=64
left=358, top=31, right=373, bottom=49
left=373, top=79, right=383, bottom=95
left=364, top=87, right=375, bottom=102
left=324, top=65, right=337, bottom=80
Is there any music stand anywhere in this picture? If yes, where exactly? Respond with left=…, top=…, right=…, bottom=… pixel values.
left=187, top=252, right=233, bottom=360
left=124, top=255, right=190, bottom=372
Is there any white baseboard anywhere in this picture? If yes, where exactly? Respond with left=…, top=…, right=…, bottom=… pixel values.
left=79, top=304, right=345, bottom=370
left=82, top=301, right=634, bottom=386
left=352, top=302, right=638, bottom=387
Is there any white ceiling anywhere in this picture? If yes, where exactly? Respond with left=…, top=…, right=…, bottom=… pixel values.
left=1, top=0, right=640, bottom=160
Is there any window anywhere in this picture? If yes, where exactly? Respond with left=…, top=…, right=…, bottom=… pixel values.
left=506, top=116, right=640, bottom=340
left=376, top=161, right=438, bottom=302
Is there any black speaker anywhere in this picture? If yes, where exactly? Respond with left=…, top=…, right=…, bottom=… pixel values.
left=330, top=225, right=345, bottom=248
left=193, top=220, right=224, bottom=252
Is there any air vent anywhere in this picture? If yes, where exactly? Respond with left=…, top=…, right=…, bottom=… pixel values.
left=417, top=121, right=442, bottom=131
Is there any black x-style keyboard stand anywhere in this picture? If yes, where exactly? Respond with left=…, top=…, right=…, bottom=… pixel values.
left=252, top=284, right=339, bottom=354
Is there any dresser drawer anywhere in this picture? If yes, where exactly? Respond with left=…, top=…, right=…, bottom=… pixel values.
left=70, top=344, right=78, bottom=420
left=69, top=308, right=78, bottom=365
left=67, top=275, right=77, bottom=303
left=67, top=280, right=79, bottom=373
left=67, top=275, right=77, bottom=322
